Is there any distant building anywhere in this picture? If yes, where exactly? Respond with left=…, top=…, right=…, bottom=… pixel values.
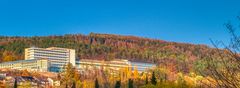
left=0, top=47, right=156, bottom=73
left=76, top=59, right=131, bottom=73
left=16, top=76, right=38, bottom=88
left=47, top=78, right=60, bottom=87
left=76, top=59, right=156, bottom=73
left=0, top=47, right=75, bottom=72
left=25, top=47, right=76, bottom=72
left=131, top=62, right=156, bottom=72
left=0, top=73, right=7, bottom=78
left=0, top=59, right=49, bottom=72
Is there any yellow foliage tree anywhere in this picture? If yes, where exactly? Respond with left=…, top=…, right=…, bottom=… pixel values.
left=127, top=67, right=132, bottom=79
left=2, top=51, right=15, bottom=62
left=133, top=66, right=139, bottom=79
left=22, top=70, right=31, bottom=76
left=82, top=80, right=94, bottom=88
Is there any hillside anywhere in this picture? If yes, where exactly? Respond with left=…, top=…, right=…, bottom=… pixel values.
left=0, top=33, right=219, bottom=74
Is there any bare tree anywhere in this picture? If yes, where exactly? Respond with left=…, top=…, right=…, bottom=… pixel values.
left=203, top=16, right=240, bottom=88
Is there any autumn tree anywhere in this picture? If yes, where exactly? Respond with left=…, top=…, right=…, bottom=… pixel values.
left=133, top=66, right=139, bottom=79
left=72, top=81, right=76, bottom=88
left=155, top=68, right=168, bottom=83
left=22, top=70, right=31, bottom=76
left=145, top=76, right=148, bottom=84
left=2, top=51, right=16, bottom=62
left=204, top=18, right=240, bottom=88
left=151, top=71, right=157, bottom=85
left=106, top=53, right=115, bottom=61
left=61, top=63, right=76, bottom=87
left=176, top=73, right=188, bottom=88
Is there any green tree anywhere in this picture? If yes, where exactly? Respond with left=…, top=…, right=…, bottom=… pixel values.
left=145, top=76, right=148, bottom=84
left=62, top=63, right=75, bottom=87
left=14, top=78, right=17, bottom=88
left=128, top=79, right=133, bottom=88
left=151, top=72, right=157, bottom=85
left=95, top=78, right=99, bottom=88
left=115, top=80, right=121, bottom=88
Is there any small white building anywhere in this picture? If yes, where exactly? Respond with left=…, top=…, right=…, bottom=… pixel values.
left=47, top=78, right=60, bottom=87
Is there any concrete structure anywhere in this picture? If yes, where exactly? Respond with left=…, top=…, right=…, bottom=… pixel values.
left=131, top=62, right=156, bottom=72
left=76, top=59, right=156, bottom=73
left=76, top=59, right=131, bottom=71
left=0, top=59, right=49, bottom=72
left=0, top=47, right=155, bottom=73
left=25, top=47, right=76, bottom=72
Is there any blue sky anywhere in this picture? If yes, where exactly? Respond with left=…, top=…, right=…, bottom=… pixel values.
left=0, top=0, right=240, bottom=46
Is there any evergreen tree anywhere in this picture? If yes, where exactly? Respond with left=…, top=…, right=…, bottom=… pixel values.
left=128, top=79, right=133, bottom=88
left=115, top=80, right=121, bottom=88
left=145, top=76, right=148, bottom=84
left=14, top=78, right=17, bottom=88
left=62, top=63, right=75, bottom=87
left=95, top=78, right=99, bottom=88
left=151, top=71, right=157, bottom=85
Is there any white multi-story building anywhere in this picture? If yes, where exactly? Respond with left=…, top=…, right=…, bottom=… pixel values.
left=76, top=59, right=156, bottom=73
left=131, top=62, right=156, bottom=72
left=0, top=47, right=156, bottom=73
left=0, top=58, right=49, bottom=72
left=25, top=47, right=76, bottom=72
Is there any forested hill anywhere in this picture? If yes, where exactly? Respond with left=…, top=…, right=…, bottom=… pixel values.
left=0, top=33, right=219, bottom=73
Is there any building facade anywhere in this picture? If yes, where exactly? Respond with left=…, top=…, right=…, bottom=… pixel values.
left=25, top=47, right=76, bottom=72
left=131, top=62, right=156, bottom=72
left=0, top=59, right=49, bottom=72
left=0, top=47, right=156, bottom=73
left=76, top=59, right=156, bottom=73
